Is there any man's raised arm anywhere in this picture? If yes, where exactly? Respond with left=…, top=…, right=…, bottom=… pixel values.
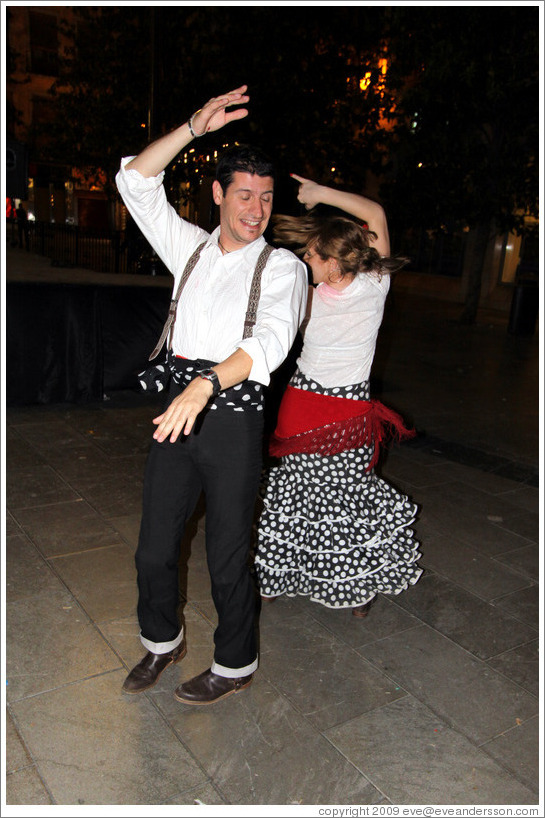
left=126, top=85, right=250, bottom=178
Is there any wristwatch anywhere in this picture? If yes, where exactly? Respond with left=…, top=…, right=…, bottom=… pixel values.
left=197, top=368, right=221, bottom=397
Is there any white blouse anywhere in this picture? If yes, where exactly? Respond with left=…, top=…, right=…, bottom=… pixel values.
left=297, top=274, right=390, bottom=388
left=116, top=158, right=308, bottom=386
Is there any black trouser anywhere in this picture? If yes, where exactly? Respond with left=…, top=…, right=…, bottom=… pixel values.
left=135, top=384, right=263, bottom=673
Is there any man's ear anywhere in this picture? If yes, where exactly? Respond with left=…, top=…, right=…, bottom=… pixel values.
left=212, top=180, right=223, bottom=206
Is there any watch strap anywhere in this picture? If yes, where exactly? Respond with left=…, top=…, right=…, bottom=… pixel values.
left=197, top=368, right=221, bottom=397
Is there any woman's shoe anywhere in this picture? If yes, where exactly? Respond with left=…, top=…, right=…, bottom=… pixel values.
left=352, top=599, right=374, bottom=618
left=260, top=595, right=278, bottom=603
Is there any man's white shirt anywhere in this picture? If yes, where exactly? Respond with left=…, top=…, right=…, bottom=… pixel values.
left=116, top=158, right=308, bottom=385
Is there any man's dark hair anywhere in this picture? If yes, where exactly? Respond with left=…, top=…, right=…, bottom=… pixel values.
left=215, top=144, right=275, bottom=193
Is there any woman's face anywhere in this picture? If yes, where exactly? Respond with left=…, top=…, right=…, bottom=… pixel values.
left=303, top=244, right=332, bottom=285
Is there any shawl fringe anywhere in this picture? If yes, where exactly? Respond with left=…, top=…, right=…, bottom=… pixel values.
left=269, top=389, right=415, bottom=469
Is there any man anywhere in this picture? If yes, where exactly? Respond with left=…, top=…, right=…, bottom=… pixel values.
left=16, top=202, right=29, bottom=250
left=116, top=85, right=307, bottom=705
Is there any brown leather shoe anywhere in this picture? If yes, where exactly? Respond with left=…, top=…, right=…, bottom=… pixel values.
left=352, top=599, right=374, bottom=618
left=122, top=641, right=186, bottom=694
left=173, top=668, right=253, bottom=705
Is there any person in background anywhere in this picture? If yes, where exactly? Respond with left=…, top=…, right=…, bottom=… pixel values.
left=255, top=174, right=422, bottom=616
left=116, top=86, right=307, bottom=705
left=16, top=201, right=29, bottom=249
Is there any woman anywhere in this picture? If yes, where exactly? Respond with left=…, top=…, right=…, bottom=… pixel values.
left=255, top=174, right=422, bottom=616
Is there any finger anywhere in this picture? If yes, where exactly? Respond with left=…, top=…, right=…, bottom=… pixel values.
left=169, top=423, right=183, bottom=443
left=208, top=89, right=248, bottom=109
left=206, top=97, right=246, bottom=119
left=290, top=173, right=309, bottom=184
left=183, top=415, right=195, bottom=436
left=226, top=84, right=248, bottom=96
left=153, top=412, right=178, bottom=441
left=224, top=93, right=249, bottom=109
left=225, top=108, right=249, bottom=123
left=170, top=412, right=195, bottom=441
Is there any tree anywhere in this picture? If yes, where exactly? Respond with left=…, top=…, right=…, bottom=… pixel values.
left=42, top=6, right=389, bottom=206
left=46, top=7, right=151, bottom=200
left=367, top=6, right=539, bottom=322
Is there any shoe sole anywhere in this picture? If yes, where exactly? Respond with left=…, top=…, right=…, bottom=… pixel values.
left=122, top=645, right=187, bottom=695
left=173, top=677, right=252, bottom=706
left=352, top=602, right=374, bottom=618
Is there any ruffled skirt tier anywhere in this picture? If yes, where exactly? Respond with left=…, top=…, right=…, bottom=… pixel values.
left=255, top=445, right=423, bottom=609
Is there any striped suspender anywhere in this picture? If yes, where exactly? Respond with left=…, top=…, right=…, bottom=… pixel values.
left=148, top=241, right=207, bottom=361
left=243, top=244, right=274, bottom=339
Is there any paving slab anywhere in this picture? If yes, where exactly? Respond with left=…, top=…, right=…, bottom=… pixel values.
left=258, top=611, right=407, bottom=731
left=486, top=639, right=539, bottom=697
left=7, top=588, right=121, bottom=702
left=6, top=711, right=32, bottom=773
left=392, top=572, right=537, bottom=659
left=9, top=671, right=208, bottom=805
left=359, top=624, right=538, bottom=745
left=11, top=498, right=127, bottom=557
left=108, top=511, right=143, bottom=548
left=295, top=593, right=422, bottom=649
left=490, top=584, right=540, bottom=629
left=5, top=767, right=53, bottom=806
left=152, top=675, right=385, bottom=806
left=494, top=485, right=540, bottom=514
left=481, top=715, right=540, bottom=795
left=414, top=484, right=538, bottom=556
left=6, top=425, right=47, bottom=468
left=163, top=782, right=228, bottom=805
left=418, top=532, right=532, bottom=601
left=325, top=695, right=538, bottom=805
left=48, top=543, right=138, bottom=623
left=64, top=460, right=146, bottom=518
left=494, top=543, right=540, bottom=583
left=6, top=462, right=80, bottom=510
left=6, top=533, right=66, bottom=603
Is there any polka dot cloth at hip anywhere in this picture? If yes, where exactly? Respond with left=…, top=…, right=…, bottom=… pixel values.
left=169, top=352, right=264, bottom=412
left=255, top=368, right=423, bottom=609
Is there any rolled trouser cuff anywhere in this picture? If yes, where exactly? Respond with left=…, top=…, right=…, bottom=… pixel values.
left=140, top=626, right=184, bottom=655
left=211, top=656, right=258, bottom=678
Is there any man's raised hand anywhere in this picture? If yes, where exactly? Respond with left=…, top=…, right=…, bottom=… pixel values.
left=191, top=85, right=250, bottom=136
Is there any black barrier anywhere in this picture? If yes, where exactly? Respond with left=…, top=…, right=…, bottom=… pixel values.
left=6, top=282, right=171, bottom=405
left=508, top=282, right=539, bottom=337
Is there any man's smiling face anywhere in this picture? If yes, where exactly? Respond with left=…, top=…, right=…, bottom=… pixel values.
left=214, top=172, right=274, bottom=251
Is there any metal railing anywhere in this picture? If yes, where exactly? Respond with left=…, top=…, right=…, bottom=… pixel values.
left=14, top=220, right=467, bottom=279
left=16, top=221, right=168, bottom=276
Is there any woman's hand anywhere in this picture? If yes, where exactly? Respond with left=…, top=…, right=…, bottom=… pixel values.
left=152, top=378, right=213, bottom=443
left=291, top=174, right=324, bottom=210
left=191, top=85, right=250, bottom=136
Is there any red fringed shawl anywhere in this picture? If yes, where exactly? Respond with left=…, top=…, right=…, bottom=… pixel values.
left=269, top=385, right=415, bottom=470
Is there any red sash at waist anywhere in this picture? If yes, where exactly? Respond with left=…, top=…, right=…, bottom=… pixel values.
left=269, top=385, right=415, bottom=469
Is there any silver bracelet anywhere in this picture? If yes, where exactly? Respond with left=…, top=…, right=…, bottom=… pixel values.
left=188, top=112, right=202, bottom=138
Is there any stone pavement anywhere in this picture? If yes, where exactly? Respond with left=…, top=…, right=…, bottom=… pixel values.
left=3, top=246, right=541, bottom=810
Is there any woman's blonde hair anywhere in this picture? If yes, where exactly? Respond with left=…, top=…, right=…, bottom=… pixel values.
left=273, top=213, right=407, bottom=279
